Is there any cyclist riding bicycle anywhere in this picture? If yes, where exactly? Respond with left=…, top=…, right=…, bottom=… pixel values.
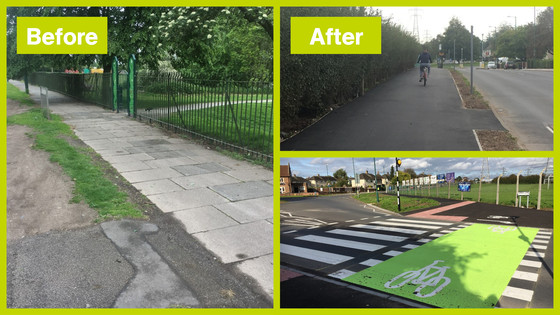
left=417, top=48, right=432, bottom=82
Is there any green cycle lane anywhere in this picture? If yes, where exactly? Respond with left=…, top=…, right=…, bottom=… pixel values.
left=343, top=224, right=539, bottom=308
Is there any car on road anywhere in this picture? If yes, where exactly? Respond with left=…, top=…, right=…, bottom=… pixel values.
left=487, top=61, right=496, bottom=69
left=504, top=61, right=517, bottom=69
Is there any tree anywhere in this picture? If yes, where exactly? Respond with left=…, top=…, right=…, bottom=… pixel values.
left=333, top=169, right=349, bottom=187
left=441, top=17, right=481, bottom=61
left=403, top=168, right=417, bottom=178
left=389, top=165, right=395, bottom=180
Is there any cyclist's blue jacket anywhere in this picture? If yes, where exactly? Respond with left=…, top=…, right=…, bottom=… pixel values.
left=417, top=52, right=432, bottom=64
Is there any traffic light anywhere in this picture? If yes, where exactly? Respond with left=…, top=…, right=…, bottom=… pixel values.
left=396, top=158, right=402, bottom=167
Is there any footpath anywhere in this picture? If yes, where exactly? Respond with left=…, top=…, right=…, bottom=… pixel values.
left=7, top=81, right=273, bottom=308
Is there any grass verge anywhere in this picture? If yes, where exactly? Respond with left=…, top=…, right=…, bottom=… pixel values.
left=353, top=193, right=440, bottom=213
left=7, top=108, right=144, bottom=221
left=7, top=82, right=35, bottom=106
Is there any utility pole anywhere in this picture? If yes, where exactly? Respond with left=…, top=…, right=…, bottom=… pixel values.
left=373, top=158, right=379, bottom=203
left=395, top=158, right=402, bottom=212
left=470, top=25, right=474, bottom=94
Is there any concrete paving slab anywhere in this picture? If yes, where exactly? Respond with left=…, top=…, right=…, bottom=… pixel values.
left=172, top=163, right=230, bottom=176
left=144, top=157, right=199, bottom=169
left=193, top=220, right=273, bottom=264
left=226, top=168, right=273, bottom=181
left=172, top=172, right=240, bottom=190
left=236, top=254, right=274, bottom=299
left=112, top=161, right=152, bottom=173
left=103, top=153, right=155, bottom=164
left=211, top=181, right=273, bottom=202
left=101, top=220, right=199, bottom=308
left=132, top=179, right=185, bottom=196
left=214, top=196, right=273, bottom=224
left=173, top=206, right=240, bottom=233
left=120, top=167, right=183, bottom=183
left=146, top=188, right=229, bottom=213
left=147, top=150, right=189, bottom=159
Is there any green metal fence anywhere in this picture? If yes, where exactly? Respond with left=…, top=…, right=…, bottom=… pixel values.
left=28, top=71, right=273, bottom=162
left=136, top=72, right=273, bottom=161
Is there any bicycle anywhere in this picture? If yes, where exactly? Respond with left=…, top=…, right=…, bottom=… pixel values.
left=384, top=260, right=451, bottom=298
left=420, top=65, right=428, bottom=86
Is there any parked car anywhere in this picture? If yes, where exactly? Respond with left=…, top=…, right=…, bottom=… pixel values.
left=487, top=61, right=496, bottom=69
left=504, top=61, right=517, bottom=69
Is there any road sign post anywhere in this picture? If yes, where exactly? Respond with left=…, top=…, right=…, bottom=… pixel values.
left=396, top=158, right=402, bottom=212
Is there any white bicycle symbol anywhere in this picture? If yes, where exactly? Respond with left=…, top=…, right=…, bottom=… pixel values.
left=384, top=260, right=451, bottom=298
left=488, top=225, right=517, bottom=234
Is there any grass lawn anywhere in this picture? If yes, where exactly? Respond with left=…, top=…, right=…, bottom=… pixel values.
left=7, top=108, right=144, bottom=221
left=354, top=193, right=440, bottom=213
left=7, top=82, right=35, bottom=106
left=396, top=183, right=553, bottom=210
left=146, top=99, right=273, bottom=154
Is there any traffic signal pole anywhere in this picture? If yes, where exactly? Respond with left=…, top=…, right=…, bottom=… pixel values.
left=396, top=158, right=401, bottom=212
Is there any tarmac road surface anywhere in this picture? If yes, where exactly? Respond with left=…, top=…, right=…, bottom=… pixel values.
left=457, top=68, right=553, bottom=151
left=281, top=68, right=504, bottom=151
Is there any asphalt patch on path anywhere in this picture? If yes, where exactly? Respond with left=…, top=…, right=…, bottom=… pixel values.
left=7, top=226, right=134, bottom=308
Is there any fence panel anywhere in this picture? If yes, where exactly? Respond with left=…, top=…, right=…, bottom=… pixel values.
left=29, top=72, right=113, bottom=109
left=136, top=73, right=273, bottom=161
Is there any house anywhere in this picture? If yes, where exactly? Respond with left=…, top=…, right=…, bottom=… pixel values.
left=307, top=174, right=336, bottom=192
left=280, top=164, right=309, bottom=194
left=351, top=170, right=388, bottom=189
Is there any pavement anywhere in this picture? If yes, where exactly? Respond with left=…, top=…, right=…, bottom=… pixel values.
left=7, top=80, right=273, bottom=308
left=281, top=67, right=505, bottom=151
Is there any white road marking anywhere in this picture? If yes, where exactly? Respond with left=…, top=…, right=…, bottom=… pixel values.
left=512, top=271, right=539, bottom=282
left=360, top=259, right=383, bottom=267
left=280, top=244, right=353, bottom=265
left=501, top=286, right=534, bottom=302
left=369, top=220, right=443, bottom=230
left=351, top=224, right=426, bottom=235
left=525, top=251, right=545, bottom=259
left=383, top=250, right=403, bottom=257
left=329, top=269, right=356, bottom=279
left=519, top=260, right=542, bottom=268
left=296, top=235, right=387, bottom=252
left=545, top=125, right=553, bottom=134
left=388, top=218, right=454, bottom=226
left=327, top=229, right=408, bottom=242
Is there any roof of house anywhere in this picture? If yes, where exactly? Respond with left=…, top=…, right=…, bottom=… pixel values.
left=307, top=175, right=336, bottom=182
left=280, top=164, right=291, bottom=177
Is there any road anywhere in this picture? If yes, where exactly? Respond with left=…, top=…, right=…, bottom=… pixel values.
left=281, top=68, right=505, bottom=151
left=457, top=68, right=553, bottom=151
left=280, top=195, right=553, bottom=308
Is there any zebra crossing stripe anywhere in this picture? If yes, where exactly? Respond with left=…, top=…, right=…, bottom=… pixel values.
left=327, top=229, right=408, bottom=242
left=329, top=269, right=356, bottom=279
left=351, top=224, right=426, bottom=235
left=387, top=218, right=454, bottom=226
left=519, top=260, right=542, bottom=268
left=525, top=251, right=545, bottom=258
left=512, top=271, right=539, bottom=282
left=296, top=235, right=387, bottom=252
left=280, top=244, right=353, bottom=265
left=501, top=286, right=534, bottom=302
left=369, top=220, right=443, bottom=230
left=360, top=259, right=383, bottom=267
left=383, top=250, right=402, bottom=257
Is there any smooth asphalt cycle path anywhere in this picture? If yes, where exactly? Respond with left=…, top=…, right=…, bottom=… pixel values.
left=281, top=68, right=505, bottom=151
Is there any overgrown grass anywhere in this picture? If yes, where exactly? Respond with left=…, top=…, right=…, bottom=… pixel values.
left=354, top=193, right=440, bottom=213
left=7, top=82, right=35, bottom=106
left=7, top=109, right=144, bottom=220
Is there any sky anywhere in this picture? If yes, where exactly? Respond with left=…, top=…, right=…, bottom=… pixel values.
left=371, top=7, right=547, bottom=42
left=281, top=158, right=553, bottom=180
